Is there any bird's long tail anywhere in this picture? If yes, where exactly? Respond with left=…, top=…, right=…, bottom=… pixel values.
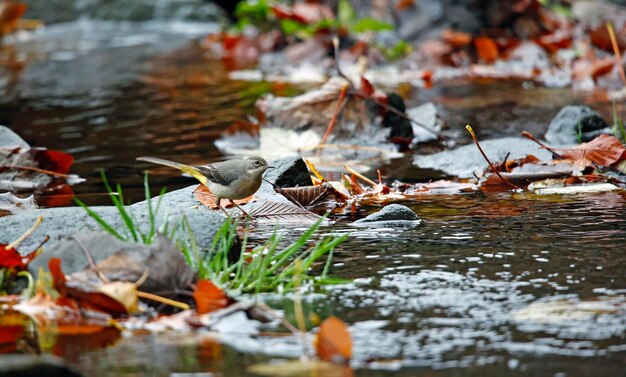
left=136, top=156, right=207, bottom=185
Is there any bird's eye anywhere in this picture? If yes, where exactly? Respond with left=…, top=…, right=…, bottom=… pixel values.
left=254, top=160, right=261, bottom=165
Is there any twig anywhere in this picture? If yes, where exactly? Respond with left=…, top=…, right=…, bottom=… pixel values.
left=319, top=83, right=350, bottom=148
left=136, top=291, right=190, bottom=310
left=521, top=130, right=564, bottom=159
left=466, top=125, right=520, bottom=190
left=1, top=165, right=69, bottom=178
left=607, top=22, right=626, bottom=87
left=332, top=37, right=352, bottom=85
left=344, top=164, right=377, bottom=187
left=72, top=235, right=110, bottom=283
left=7, top=215, right=43, bottom=250
left=255, top=302, right=303, bottom=336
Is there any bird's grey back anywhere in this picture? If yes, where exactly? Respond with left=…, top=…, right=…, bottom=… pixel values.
left=194, top=159, right=246, bottom=186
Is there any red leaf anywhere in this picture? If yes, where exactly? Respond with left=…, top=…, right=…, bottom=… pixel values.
left=193, top=184, right=257, bottom=209
left=0, top=2, right=27, bottom=36
left=193, top=279, right=230, bottom=315
left=271, top=3, right=334, bottom=25
left=33, top=148, right=74, bottom=175
left=442, top=29, right=472, bottom=48
left=314, top=316, right=352, bottom=363
left=555, top=134, right=626, bottom=170
left=474, top=37, right=499, bottom=64
left=0, top=244, right=39, bottom=270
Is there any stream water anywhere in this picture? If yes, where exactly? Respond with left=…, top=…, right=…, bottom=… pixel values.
left=1, top=19, right=625, bottom=377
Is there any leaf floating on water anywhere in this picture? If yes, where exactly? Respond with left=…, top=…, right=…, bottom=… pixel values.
left=315, top=316, right=352, bottom=364
left=0, top=1, right=27, bottom=37
left=248, top=359, right=353, bottom=377
left=193, top=279, right=230, bottom=315
left=250, top=200, right=323, bottom=224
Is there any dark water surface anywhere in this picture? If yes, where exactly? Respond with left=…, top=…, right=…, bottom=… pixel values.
left=1, top=20, right=625, bottom=377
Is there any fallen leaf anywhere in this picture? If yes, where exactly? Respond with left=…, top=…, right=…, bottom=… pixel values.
left=315, top=316, right=352, bottom=364
left=474, top=37, right=499, bottom=64
left=193, top=184, right=257, bottom=209
left=193, top=279, right=230, bottom=315
left=0, top=244, right=39, bottom=270
left=0, top=1, right=27, bottom=37
left=271, top=2, right=334, bottom=25
left=554, top=134, right=626, bottom=170
left=98, top=281, right=139, bottom=314
left=442, top=29, right=472, bottom=48
left=249, top=200, right=324, bottom=224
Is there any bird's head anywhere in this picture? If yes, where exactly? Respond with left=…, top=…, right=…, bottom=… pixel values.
left=244, top=156, right=272, bottom=177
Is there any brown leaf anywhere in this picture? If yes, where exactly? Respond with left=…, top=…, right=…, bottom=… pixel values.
left=315, top=316, right=352, bottom=364
left=442, top=29, right=472, bottom=48
left=474, top=37, right=499, bottom=64
left=249, top=200, right=323, bottom=224
left=271, top=3, right=334, bottom=25
left=554, top=134, right=626, bottom=170
left=0, top=1, right=27, bottom=37
left=193, top=279, right=230, bottom=315
left=278, top=184, right=333, bottom=206
left=193, top=184, right=257, bottom=209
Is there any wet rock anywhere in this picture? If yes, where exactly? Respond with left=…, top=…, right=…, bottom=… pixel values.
left=0, top=354, right=82, bottom=377
left=406, top=102, right=445, bottom=143
left=263, top=156, right=312, bottom=188
left=0, top=126, right=30, bottom=151
left=414, top=137, right=553, bottom=178
left=24, top=0, right=224, bottom=24
left=385, top=93, right=414, bottom=149
left=0, top=185, right=225, bottom=251
left=544, top=106, right=612, bottom=145
left=352, top=204, right=421, bottom=227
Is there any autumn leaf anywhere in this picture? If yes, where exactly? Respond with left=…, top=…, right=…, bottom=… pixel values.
left=0, top=244, right=39, bottom=270
left=193, top=279, right=230, bottom=315
left=442, top=29, right=472, bottom=48
left=271, top=3, right=334, bottom=25
left=193, top=184, right=257, bottom=209
left=474, top=37, right=499, bottom=64
left=554, top=134, right=626, bottom=170
left=314, top=316, right=352, bottom=364
left=0, top=1, right=27, bottom=37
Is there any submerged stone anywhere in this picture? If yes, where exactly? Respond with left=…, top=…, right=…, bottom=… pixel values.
left=352, top=204, right=421, bottom=227
left=544, top=105, right=612, bottom=145
left=0, top=354, right=83, bottom=377
left=413, top=137, right=554, bottom=178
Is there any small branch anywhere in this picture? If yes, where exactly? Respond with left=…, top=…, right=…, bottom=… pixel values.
left=136, top=291, right=190, bottom=310
left=607, top=22, right=626, bottom=87
left=521, top=130, right=564, bottom=159
left=344, top=164, right=377, bottom=187
left=466, top=125, right=520, bottom=190
left=72, top=235, right=110, bottom=283
left=1, top=165, right=69, bottom=178
left=7, top=215, right=43, bottom=250
left=319, top=83, right=350, bottom=148
left=332, top=37, right=353, bottom=85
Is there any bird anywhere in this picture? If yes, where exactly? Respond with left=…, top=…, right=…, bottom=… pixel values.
left=137, top=156, right=272, bottom=218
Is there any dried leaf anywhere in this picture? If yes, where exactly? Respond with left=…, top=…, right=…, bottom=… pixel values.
left=442, top=29, right=472, bottom=48
left=98, top=281, right=138, bottom=314
left=193, top=184, right=257, bottom=209
left=278, top=184, right=333, bottom=206
left=554, top=134, right=626, bottom=170
left=0, top=1, right=27, bottom=37
left=193, top=279, right=230, bottom=315
left=474, top=37, right=499, bottom=64
left=315, top=316, right=352, bottom=363
left=271, top=3, right=334, bottom=24
left=250, top=200, right=323, bottom=224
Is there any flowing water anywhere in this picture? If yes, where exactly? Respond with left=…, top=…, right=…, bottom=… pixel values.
left=1, top=19, right=625, bottom=377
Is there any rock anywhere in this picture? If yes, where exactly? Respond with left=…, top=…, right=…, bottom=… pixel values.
left=406, top=102, right=445, bottom=143
left=0, top=185, right=225, bottom=251
left=385, top=93, right=414, bottom=149
left=0, top=354, right=82, bottom=377
left=0, top=126, right=30, bottom=151
left=544, top=106, right=612, bottom=145
left=264, top=156, right=313, bottom=188
left=352, top=204, right=421, bottom=227
left=413, top=137, right=554, bottom=178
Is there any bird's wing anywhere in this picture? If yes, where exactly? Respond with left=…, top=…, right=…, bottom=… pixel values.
left=194, top=160, right=240, bottom=186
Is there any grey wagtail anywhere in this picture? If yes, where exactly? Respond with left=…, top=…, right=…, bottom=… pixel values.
left=137, top=156, right=272, bottom=218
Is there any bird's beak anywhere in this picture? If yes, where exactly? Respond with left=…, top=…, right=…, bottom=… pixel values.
left=266, top=166, right=276, bottom=169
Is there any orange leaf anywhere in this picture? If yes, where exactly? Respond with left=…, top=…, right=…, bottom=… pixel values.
left=314, top=316, right=352, bottom=363
left=0, top=2, right=27, bottom=37
left=193, top=184, right=257, bottom=209
left=474, top=37, right=499, bottom=64
left=193, top=279, right=230, bottom=315
left=442, top=29, right=472, bottom=48
left=554, top=134, right=626, bottom=170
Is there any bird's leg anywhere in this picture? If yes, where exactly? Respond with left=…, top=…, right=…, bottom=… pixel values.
left=230, top=200, right=253, bottom=220
left=215, top=197, right=231, bottom=217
